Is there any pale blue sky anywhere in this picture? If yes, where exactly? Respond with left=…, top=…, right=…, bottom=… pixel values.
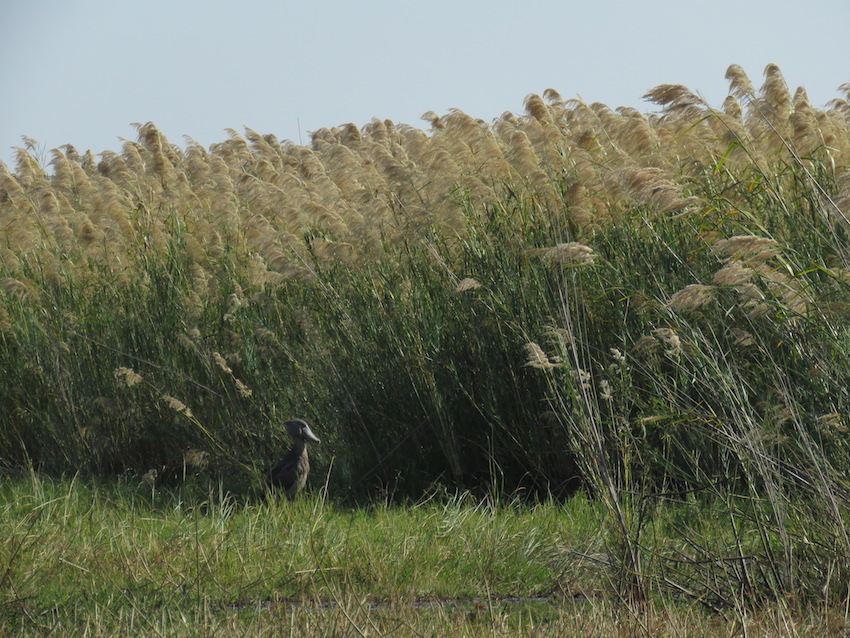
left=2, top=0, right=848, bottom=166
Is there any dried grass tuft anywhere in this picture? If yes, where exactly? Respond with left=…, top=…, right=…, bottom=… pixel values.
left=712, top=235, right=780, bottom=262
left=523, top=342, right=562, bottom=370
left=725, top=64, right=755, bottom=100
left=667, top=284, right=715, bottom=311
left=456, top=277, right=482, bottom=293
left=643, top=83, right=707, bottom=119
left=162, top=395, right=193, bottom=418
left=114, top=367, right=143, bottom=388
left=539, top=242, right=596, bottom=266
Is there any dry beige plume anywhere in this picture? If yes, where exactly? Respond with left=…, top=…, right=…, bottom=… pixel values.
left=456, top=277, right=481, bottom=293
left=713, top=260, right=752, bottom=286
left=613, top=167, right=697, bottom=213
left=725, top=64, right=755, bottom=101
left=759, top=63, right=791, bottom=116
left=2, top=62, right=848, bottom=314
left=162, top=394, right=193, bottom=418
left=635, top=328, right=682, bottom=359
left=574, top=368, right=591, bottom=391
left=114, top=366, right=143, bottom=387
left=712, top=235, right=779, bottom=261
left=667, top=284, right=715, bottom=311
left=1, top=277, right=33, bottom=297
left=177, top=333, right=196, bottom=350
left=523, top=341, right=562, bottom=370
left=234, top=378, right=253, bottom=398
left=213, top=351, right=232, bottom=374
left=524, top=94, right=553, bottom=123
left=539, top=242, right=596, bottom=266
left=643, top=84, right=707, bottom=119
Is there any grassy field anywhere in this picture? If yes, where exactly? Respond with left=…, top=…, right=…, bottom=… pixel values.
left=1, top=475, right=846, bottom=636
left=2, top=63, right=850, bottom=633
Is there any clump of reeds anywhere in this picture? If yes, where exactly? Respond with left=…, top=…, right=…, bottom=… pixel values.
left=1, top=63, right=850, bottom=612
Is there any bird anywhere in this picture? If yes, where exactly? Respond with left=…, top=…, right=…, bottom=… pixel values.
left=266, top=418, right=320, bottom=500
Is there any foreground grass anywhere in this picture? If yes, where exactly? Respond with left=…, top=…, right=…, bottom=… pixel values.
left=1, top=476, right=847, bottom=636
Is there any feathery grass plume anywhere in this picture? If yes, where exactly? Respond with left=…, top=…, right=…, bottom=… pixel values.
left=725, top=64, right=755, bottom=101
left=545, top=324, right=575, bottom=347
left=524, top=94, right=552, bottom=123
left=790, top=87, right=819, bottom=155
left=234, top=378, right=253, bottom=398
left=523, top=341, right=562, bottom=370
left=339, top=122, right=362, bottom=147
left=613, top=166, right=697, bottom=213
left=1, top=277, right=33, bottom=298
left=635, top=327, right=682, bottom=359
left=49, top=148, right=74, bottom=192
left=722, top=95, right=744, bottom=121
left=816, top=412, right=847, bottom=435
left=114, top=367, right=143, bottom=388
left=739, top=290, right=771, bottom=318
left=538, top=242, right=596, bottom=266
left=75, top=216, right=101, bottom=248
left=614, top=106, right=658, bottom=157
left=0, top=246, right=21, bottom=273
left=574, top=367, right=591, bottom=391
left=713, top=259, right=753, bottom=286
left=0, top=168, right=30, bottom=210
left=13, top=146, right=49, bottom=189
left=212, top=352, right=232, bottom=374
left=223, top=290, right=242, bottom=322
left=455, top=277, right=481, bottom=293
left=712, top=235, right=779, bottom=261
left=162, top=395, right=193, bottom=419
left=666, top=283, right=715, bottom=311
left=759, top=63, right=792, bottom=121
left=749, top=262, right=811, bottom=315
left=363, top=117, right=388, bottom=144
left=643, top=83, right=707, bottom=120
left=542, top=86, right=563, bottom=103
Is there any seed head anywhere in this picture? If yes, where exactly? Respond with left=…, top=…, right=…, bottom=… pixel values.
left=114, top=367, right=143, bottom=387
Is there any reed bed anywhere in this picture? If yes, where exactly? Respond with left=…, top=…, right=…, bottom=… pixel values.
left=3, top=63, right=850, bottom=614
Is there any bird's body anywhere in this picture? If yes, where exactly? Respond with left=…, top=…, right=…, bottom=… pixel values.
left=267, top=419, right=320, bottom=500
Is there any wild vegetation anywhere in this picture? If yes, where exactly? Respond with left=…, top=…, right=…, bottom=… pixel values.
left=1, top=475, right=845, bottom=636
left=3, top=63, right=850, bottom=631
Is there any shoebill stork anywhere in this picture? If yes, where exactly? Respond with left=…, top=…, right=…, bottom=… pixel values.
left=267, top=419, right=320, bottom=499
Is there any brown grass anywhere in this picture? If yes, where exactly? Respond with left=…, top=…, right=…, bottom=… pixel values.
left=1, top=64, right=847, bottom=292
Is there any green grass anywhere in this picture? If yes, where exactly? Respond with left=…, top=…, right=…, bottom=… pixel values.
left=0, top=475, right=846, bottom=636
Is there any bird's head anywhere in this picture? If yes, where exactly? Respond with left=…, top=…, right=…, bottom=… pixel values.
left=285, top=418, right=320, bottom=444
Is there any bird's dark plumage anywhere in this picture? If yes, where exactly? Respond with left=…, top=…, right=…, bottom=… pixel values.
left=267, top=419, right=320, bottom=499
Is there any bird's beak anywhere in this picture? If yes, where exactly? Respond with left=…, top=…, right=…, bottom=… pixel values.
left=304, top=425, right=320, bottom=444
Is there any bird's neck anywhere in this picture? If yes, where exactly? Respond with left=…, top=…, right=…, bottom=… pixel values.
left=290, top=438, right=307, bottom=454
